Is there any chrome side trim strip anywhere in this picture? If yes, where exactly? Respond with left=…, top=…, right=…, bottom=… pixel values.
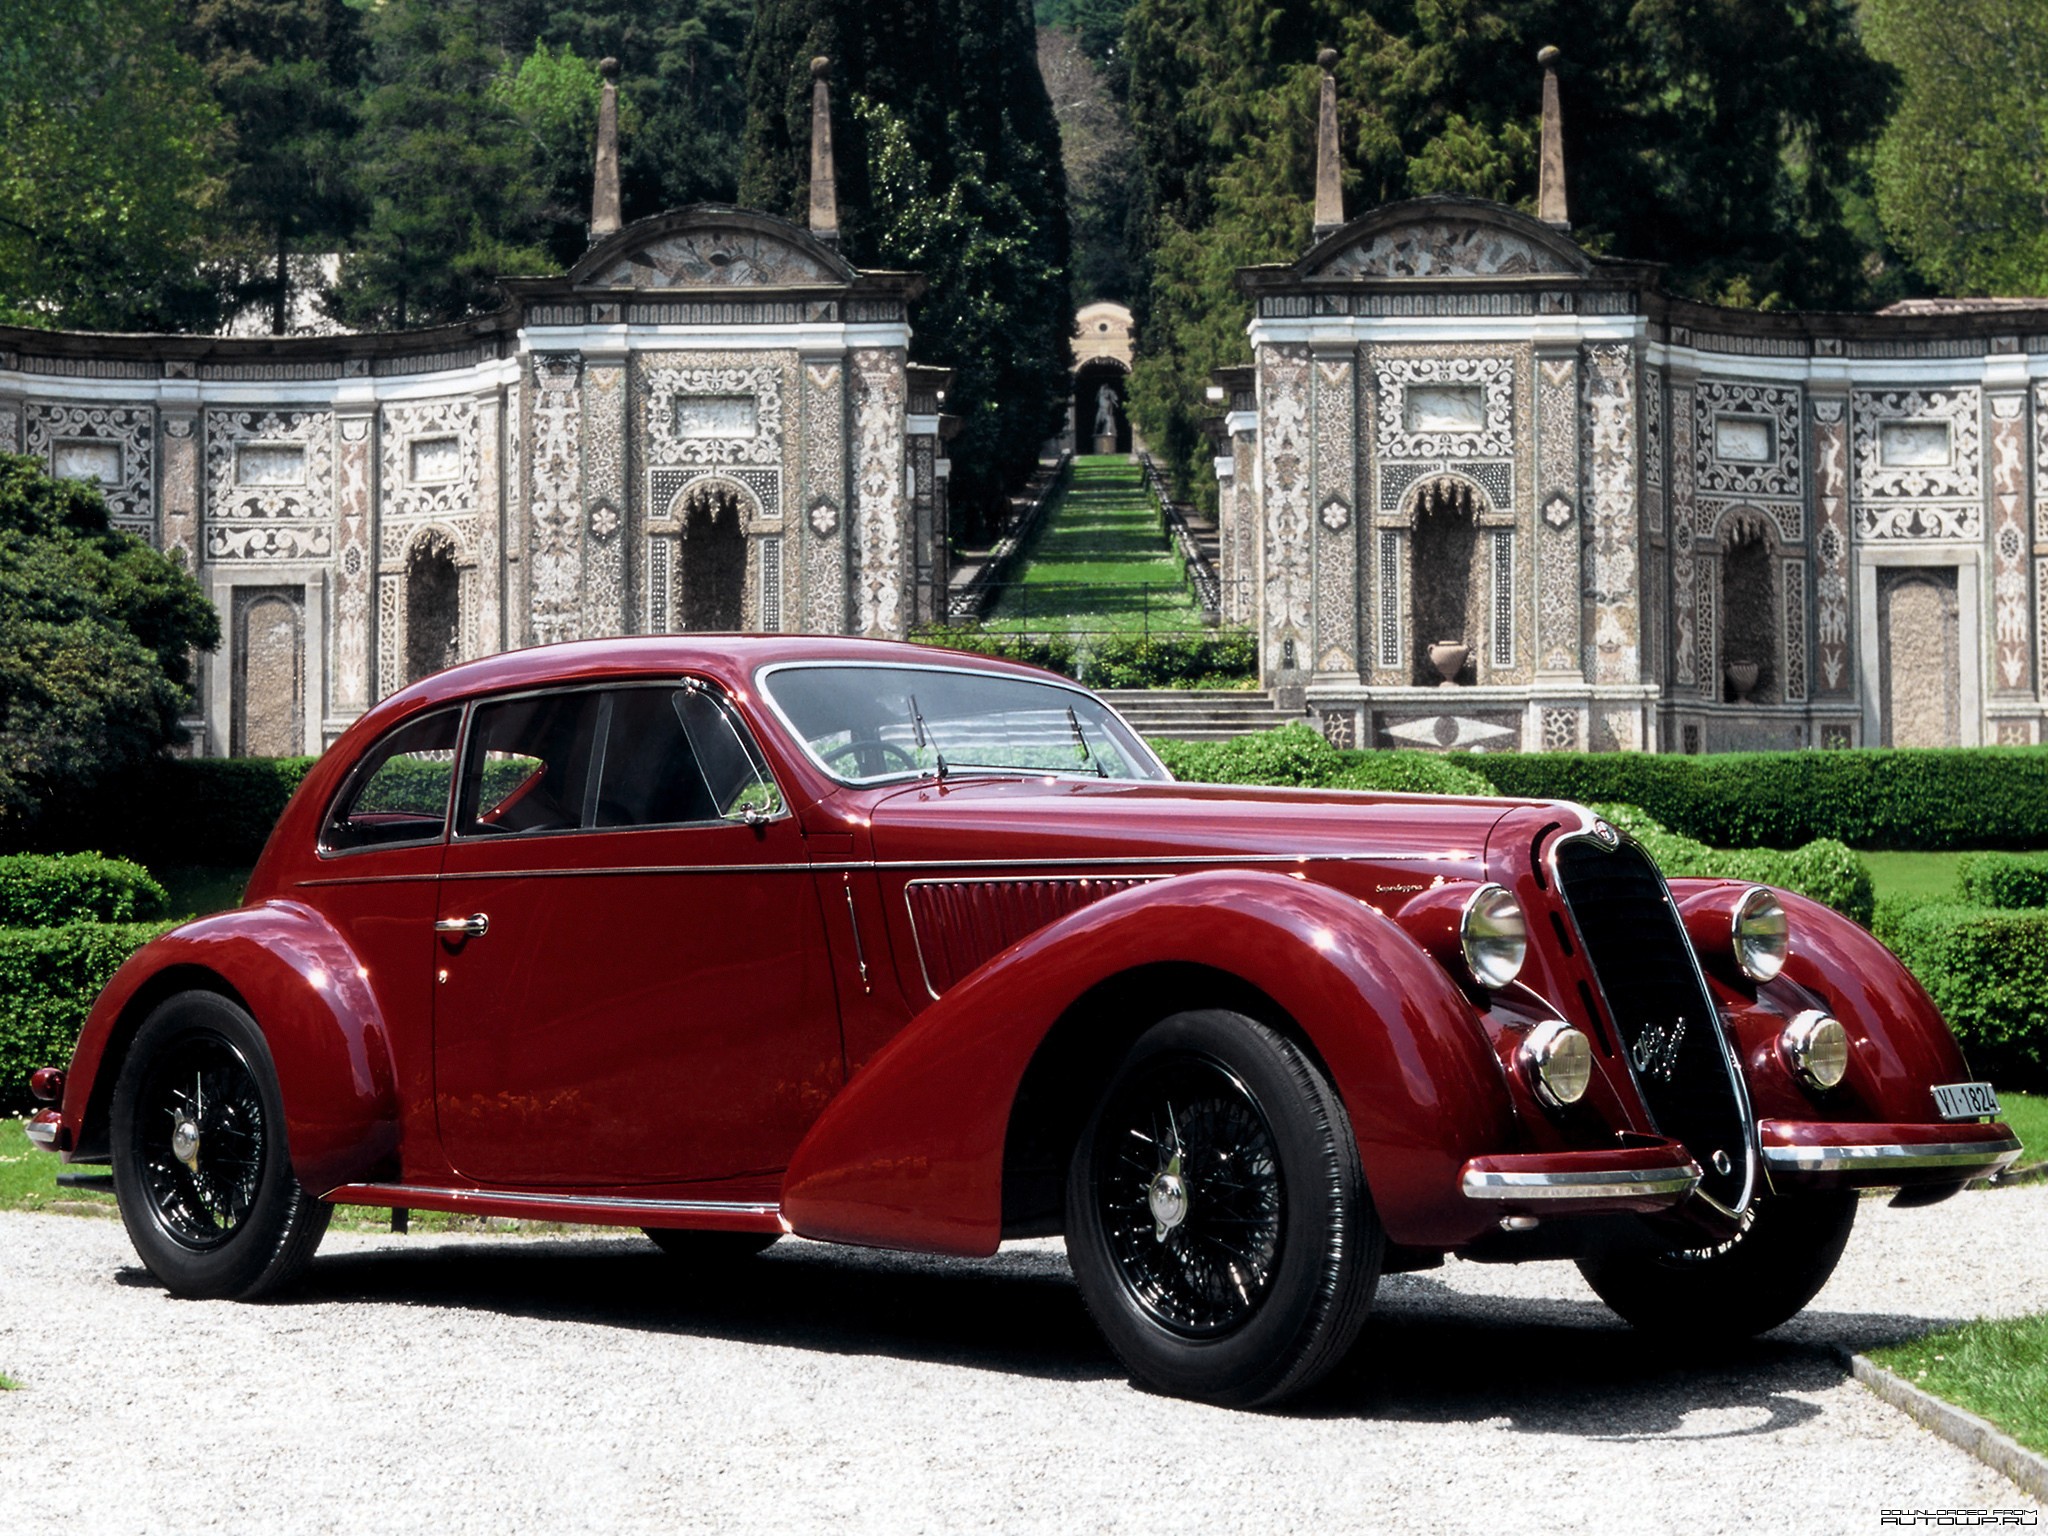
left=1460, top=1163, right=1702, bottom=1201
left=325, top=1182, right=780, bottom=1218
left=1761, top=1137, right=2023, bottom=1176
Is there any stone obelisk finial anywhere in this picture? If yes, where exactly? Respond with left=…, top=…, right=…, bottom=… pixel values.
left=591, top=57, right=622, bottom=241
left=808, top=56, right=840, bottom=247
left=1537, top=45, right=1569, bottom=230
left=1312, top=48, right=1343, bottom=242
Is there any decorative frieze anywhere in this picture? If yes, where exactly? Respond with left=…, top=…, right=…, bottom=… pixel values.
left=1311, top=353, right=1356, bottom=673
left=203, top=408, right=333, bottom=561
left=1260, top=346, right=1313, bottom=671
left=28, top=402, right=155, bottom=530
left=1536, top=354, right=1579, bottom=674
left=852, top=348, right=907, bottom=637
left=1852, top=387, right=1982, bottom=539
left=1989, top=395, right=2032, bottom=694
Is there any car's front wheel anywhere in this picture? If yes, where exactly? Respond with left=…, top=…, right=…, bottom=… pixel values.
left=110, top=992, right=331, bottom=1300
left=1064, top=1010, right=1382, bottom=1407
left=1576, top=1190, right=1858, bottom=1339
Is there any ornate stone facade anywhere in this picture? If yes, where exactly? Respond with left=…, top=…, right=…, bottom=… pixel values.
left=0, top=206, right=939, bottom=754
left=1231, top=196, right=2048, bottom=750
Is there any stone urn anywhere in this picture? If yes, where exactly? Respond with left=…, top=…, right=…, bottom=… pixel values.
left=1725, top=660, right=1760, bottom=702
left=1428, top=640, right=1470, bottom=686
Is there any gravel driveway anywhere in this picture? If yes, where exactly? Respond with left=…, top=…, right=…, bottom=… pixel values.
left=3, top=1187, right=2044, bottom=1535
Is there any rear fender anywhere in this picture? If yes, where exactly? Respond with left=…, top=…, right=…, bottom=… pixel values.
left=780, top=869, right=1514, bottom=1256
left=60, top=903, right=399, bottom=1194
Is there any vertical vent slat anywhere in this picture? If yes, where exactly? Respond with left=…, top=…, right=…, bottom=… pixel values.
left=906, top=878, right=1153, bottom=995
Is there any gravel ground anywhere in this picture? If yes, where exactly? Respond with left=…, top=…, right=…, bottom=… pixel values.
left=2, top=1188, right=2045, bottom=1535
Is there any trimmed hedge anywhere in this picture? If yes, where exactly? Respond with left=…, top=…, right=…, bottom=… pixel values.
left=1474, top=747, right=2048, bottom=851
left=1151, top=723, right=1491, bottom=795
left=1956, top=852, right=2048, bottom=910
left=0, top=853, right=168, bottom=927
left=1593, top=804, right=1875, bottom=926
left=913, top=628, right=1257, bottom=689
left=7, top=756, right=316, bottom=867
left=0, top=922, right=172, bottom=1112
left=1872, top=902, right=2048, bottom=1091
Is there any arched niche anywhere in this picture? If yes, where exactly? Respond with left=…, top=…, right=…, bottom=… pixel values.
left=1401, top=473, right=1512, bottom=686
left=404, top=529, right=462, bottom=684
left=1074, top=357, right=1131, bottom=454
left=1716, top=511, right=1780, bottom=705
left=232, top=588, right=304, bottom=757
left=670, top=477, right=757, bottom=632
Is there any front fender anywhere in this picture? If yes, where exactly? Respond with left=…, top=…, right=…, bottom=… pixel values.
left=60, top=903, right=399, bottom=1194
left=781, top=869, right=1515, bottom=1256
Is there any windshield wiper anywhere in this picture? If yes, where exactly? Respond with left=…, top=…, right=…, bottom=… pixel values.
left=908, top=693, right=948, bottom=782
left=1068, top=706, right=1109, bottom=777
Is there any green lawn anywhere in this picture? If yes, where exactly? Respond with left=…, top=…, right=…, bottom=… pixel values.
left=984, top=455, right=1205, bottom=636
left=1871, top=1314, right=2048, bottom=1458
left=1997, top=1091, right=2048, bottom=1170
left=1860, top=851, right=1969, bottom=903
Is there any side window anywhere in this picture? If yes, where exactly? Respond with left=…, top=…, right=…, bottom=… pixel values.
left=322, top=710, right=461, bottom=853
left=592, top=683, right=784, bottom=830
left=457, top=690, right=605, bottom=837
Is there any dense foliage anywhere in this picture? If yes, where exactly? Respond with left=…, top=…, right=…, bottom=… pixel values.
left=1874, top=902, right=2048, bottom=1090
left=0, top=457, right=218, bottom=834
left=741, top=0, right=1073, bottom=526
left=13, top=756, right=314, bottom=866
left=1119, top=0, right=1903, bottom=503
left=0, top=920, right=173, bottom=1113
left=1956, top=852, right=2048, bottom=912
left=0, top=853, right=168, bottom=927
left=915, top=628, right=1254, bottom=687
left=1592, top=804, right=1874, bottom=927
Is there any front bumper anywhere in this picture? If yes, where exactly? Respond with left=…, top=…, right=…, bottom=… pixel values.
left=1760, top=1118, right=2022, bottom=1191
left=24, top=1109, right=67, bottom=1152
left=1459, top=1143, right=1702, bottom=1217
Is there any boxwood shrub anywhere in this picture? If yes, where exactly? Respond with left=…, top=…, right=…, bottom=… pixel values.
left=1871, top=903, right=2048, bottom=1091
left=1955, top=852, right=2048, bottom=910
left=0, top=922, right=172, bottom=1112
left=0, top=853, right=169, bottom=927
left=913, top=628, right=1256, bottom=689
left=8, top=756, right=316, bottom=867
left=1593, top=804, right=1875, bottom=926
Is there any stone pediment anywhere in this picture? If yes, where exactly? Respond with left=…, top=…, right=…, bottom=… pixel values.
left=1302, top=199, right=1592, bottom=281
left=570, top=208, right=855, bottom=291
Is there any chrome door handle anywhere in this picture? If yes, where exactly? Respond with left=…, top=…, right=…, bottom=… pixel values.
left=434, top=913, right=489, bottom=939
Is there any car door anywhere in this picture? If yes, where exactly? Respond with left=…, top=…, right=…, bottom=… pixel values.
left=431, top=679, right=842, bottom=1188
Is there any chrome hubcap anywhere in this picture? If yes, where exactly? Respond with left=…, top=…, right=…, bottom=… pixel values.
left=171, top=1118, right=202, bottom=1172
left=1148, top=1169, right=1190, bottom=1241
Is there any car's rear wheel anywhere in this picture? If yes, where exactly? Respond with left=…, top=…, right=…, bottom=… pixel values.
left=1576, top=1190, right=1858, bottom=1339
left=110, top=992, right=330, bottom=1300
left=642, top=1229, right=780, bottom=1263
left=1064, top=1010, right=1382, bottom=1407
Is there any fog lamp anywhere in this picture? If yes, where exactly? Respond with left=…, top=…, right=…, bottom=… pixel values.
left=1460, top=884, right=1527, bottom=989
left=28, top=1067, right=64, bottom=1103
left=1782, top=1010, right=1848, bottom=1090
left=1520, top=1020, right=1593, bottom=1108
left=1731, top=887, right=1788, bottom=982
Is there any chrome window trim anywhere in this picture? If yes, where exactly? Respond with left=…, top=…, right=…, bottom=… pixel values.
left=315, top=703, right=469, bottom=860
left=1460, top=1162, right=1703, bottom=1201
left=752, top=658, right=1172, bottom=788
left=1544, top=817, right=1761, bottom=1220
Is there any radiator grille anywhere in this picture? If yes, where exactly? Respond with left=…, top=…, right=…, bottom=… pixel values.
left=1554, top=837, right=1754, bottom=1212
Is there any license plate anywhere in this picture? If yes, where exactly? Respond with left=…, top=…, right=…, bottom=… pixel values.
left=1930, top=1081, right=2001, bottom=1120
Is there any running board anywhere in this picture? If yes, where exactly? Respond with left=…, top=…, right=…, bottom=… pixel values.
left=322, top=1181, right=787, bottom=1234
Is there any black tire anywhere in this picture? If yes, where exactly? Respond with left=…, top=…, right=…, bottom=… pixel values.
left=1064, top=1010, right=1383, bottom=1407
left=110, top=992, right=331, bottom=1301
left=1576, top=1190, right=1858, bottom=1339
left=642, top=1229, right=780, bottom=1263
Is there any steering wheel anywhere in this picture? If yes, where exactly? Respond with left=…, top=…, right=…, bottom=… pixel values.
left=820, top=739, right=920, bottom=777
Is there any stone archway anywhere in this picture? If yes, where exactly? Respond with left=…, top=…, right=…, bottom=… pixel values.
left=675, top=479, right=751, bottom=631
left=1073, top=358, right=1131, bottom=454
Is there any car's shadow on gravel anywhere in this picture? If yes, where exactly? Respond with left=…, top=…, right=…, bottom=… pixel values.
left=142, top=1232, right=1957, bottom=1433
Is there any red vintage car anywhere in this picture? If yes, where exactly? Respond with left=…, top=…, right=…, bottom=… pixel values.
left=25, top=637, right=2022, bottom=1405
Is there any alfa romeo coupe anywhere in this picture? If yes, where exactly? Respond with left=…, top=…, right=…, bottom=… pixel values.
left=27, top=637, right=2020, bottom=1405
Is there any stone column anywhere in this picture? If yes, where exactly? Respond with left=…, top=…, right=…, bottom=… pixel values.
left=1309, top=346, right=1357, bottom=675
left=1811, top=391, right=1853, bottom=698
left=581, top=353, right=628, bottom=638
left=1534, top=346, right=1582, bottom=678
left=801, top=354, right=849, bottom=634
left=852, top=348, right=909, bottom=638
left=1988, top=392, right=2032, bottom=700
left=1257, top=343, right=1312, bottom=689
left=528, top=353, right=585, bottom=644
left=332, top=411, right=375, bottom=713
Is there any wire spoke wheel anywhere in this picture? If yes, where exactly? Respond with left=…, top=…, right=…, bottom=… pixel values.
left=1092, top=1054, right=1284, bottom=1337
left=132, top=1033, right=268, bottom=1250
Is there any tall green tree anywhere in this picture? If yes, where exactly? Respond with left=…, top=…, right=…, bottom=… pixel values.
left=179, top=0, right=365, bottom=334
left=1122, top=0, right=1898, bottom=501
left=0, top=455, right=218, bottom=832
left=1866, top=0, right=2048, bottom=297
left=327, top=0, right=553, bottom=329
left=0, top=0, right=229, bottom=330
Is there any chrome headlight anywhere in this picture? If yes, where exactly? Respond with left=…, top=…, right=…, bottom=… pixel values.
left=1460, top=884, right=1527, bottom=989
left=1782, top=1009, right=1848, bottom=1090
left=1520, top=1020, right=1594, bottom=1107
left=1731, top=887, right=1788, bottom=982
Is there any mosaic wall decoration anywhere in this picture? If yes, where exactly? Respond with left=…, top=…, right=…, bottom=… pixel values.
left=2036, top=384, right=2048, bottom=545
left=203, top=408, right=334, bottom=561
left=800, top=358, right=848, bottom=634
left=1989, top=395, right=2032, bottom=694
left=1781, top=558, right=1809, bottom=703
left=1259, top=345, right=1313, bottom=667
left=580, top=230, right=838, bottom=289
left=1375, top=353, right=1513, bottom=460
left=1541, top=706, right=1578, bottom=751
left=527, top=353, right=585, bottom=644
left=1311, top=353, right=1356, bottom=672
left=642, top=359, right=784, bottom=467
left=333, top=414, right=374, bottom=710
left=1668, top=384, right=1710, bottom=696
left=1695, top=381, right=1803, bottom=545
left=1811, top=399, right=1852, bottom=695
left=28, top=402, right=155, bottom=529
left=582, top=361, right=627, bottom=638
left=0, top=404, right=18, bottom=453
left=159, top=414, right=201, bottom=573
left=1314, top=222, right=1576, bottom=280
left=1584, top=344, right=1639, bottom=684
left=1852, top=387, right=1982, bottom=539
left=1536, top=355, right=1579, bottom=672
left=852, top=348, right=908, bottom=637
left=1642, top=369, right=1664, bottom=537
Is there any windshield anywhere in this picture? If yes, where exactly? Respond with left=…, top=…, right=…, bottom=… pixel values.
left=761, top=664, right=1171, bottom=786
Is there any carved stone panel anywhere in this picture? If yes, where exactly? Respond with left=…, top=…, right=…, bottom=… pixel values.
left=1258, top=345, right=1313, bottom=675
left=28, top=402, right=155, bottom=531
left=581, top=231, right=837, bottom=289
left=582, top=362, right=627, bottom=638
left=1853, top=388, right=1982, bottom=539
left=1989, top=395, right=2032, bottom=694
left=333, top=414, right=374, bottom=710
left=1311, top=353, right=1356, bottom=673
left=159, top=414, right=201, bottom=573
left=801, top=358, right=848, bottom=634
left=1536, top=354, right=1580, bottom=674
left=203, top=409, right=334, bottom=562
left=1315, top=222, right=1576, bottom=279
left=853, top=348, right=908, bottom=637
left=528, top=354, right=585, bottom=644
left=1811, top=398, right=1852, bottom=696
left=1583, top=344, right=1639, bottom=684
left=1879, top=568, right=1961, bottom=746
left=232, top=587, right=305, bottom=757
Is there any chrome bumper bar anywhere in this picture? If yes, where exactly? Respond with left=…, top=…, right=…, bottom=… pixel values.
left=1761, top=1135, right=2022, bottom=1179
left=1461, top=1160, right=1701, bottom=1202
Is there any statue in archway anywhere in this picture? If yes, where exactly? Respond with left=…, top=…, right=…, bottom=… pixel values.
left=1094, top=383, right=1118, bottom=439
